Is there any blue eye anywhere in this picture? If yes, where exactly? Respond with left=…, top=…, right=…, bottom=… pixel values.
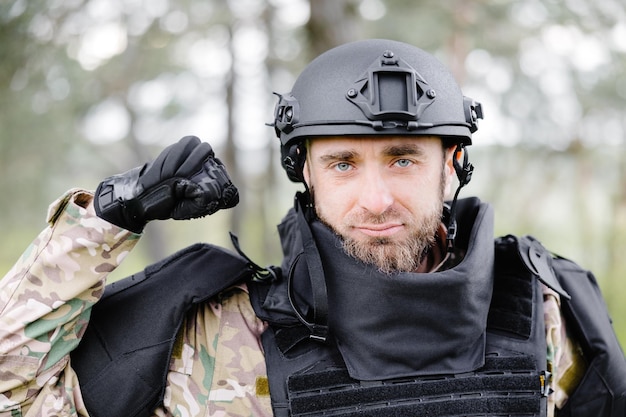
left=396, top=159, right=412, bottom=167
left=335, top=162, right=352, bottom=172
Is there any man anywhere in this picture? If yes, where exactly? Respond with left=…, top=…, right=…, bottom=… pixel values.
left=1, top=39, right=624, bottom=417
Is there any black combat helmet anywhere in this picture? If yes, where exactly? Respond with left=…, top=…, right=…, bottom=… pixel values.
left=271, top=39, right=483, bottom=183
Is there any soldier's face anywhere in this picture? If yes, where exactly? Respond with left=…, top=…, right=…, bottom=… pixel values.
left=304, top=136, right=455, bottom=273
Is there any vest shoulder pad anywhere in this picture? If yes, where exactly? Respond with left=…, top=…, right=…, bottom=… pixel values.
left=502, top=235, right=626, bottom=416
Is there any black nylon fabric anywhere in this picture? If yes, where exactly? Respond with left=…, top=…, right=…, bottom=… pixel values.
left=289, top=371, right=540, bottom=416
left=552, top=256, right=626, bottom=417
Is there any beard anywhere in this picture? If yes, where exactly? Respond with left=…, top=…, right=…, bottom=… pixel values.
left=337, top=205, right=442, bottom=274
left=313, top=164, right=447, bottom=275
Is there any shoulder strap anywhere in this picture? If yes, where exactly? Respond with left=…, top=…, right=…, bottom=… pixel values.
left=515, top=235, right=570, bottom=300
left=515, top=235, right=626, bottom=417
left=71, top=243, right=254, bottom=417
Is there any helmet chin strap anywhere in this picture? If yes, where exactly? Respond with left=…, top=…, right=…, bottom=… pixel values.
left=447, top=144, right=474, bottom=252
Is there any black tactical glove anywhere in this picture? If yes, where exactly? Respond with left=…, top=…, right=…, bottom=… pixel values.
left=94, top=136, right=239, bottom=233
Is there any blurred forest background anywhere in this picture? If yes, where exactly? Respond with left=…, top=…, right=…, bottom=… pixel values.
left=1, top=0, right=625, bottom=344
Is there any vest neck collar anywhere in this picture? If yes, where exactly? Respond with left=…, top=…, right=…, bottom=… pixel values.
left=275, top=196, right=495, bottom=380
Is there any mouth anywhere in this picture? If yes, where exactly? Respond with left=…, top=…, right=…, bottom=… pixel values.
left=353, top=223, right=404, bottom=238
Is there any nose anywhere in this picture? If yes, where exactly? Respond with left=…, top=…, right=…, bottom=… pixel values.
left=357, top=169, right=394, bottom=215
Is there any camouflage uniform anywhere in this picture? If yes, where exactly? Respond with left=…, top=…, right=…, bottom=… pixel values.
left=154, top=285, right=271, bottom=417
left=0, top=189, right=271, bottom=417
left=543, top=286, right=586, bottom=417
left=0, top=189, right=579, bottom=416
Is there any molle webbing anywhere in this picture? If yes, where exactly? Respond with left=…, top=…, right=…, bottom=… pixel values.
left=287, top=356, right=543, bottom=416
left=487, top=261, right=534, bottom=339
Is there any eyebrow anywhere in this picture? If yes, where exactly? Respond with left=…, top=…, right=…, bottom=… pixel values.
left=317, top=143, right=426, bottom=163
left=319, top=150, right=357, bottom=163
left=382, top=143, right=425, bottom=158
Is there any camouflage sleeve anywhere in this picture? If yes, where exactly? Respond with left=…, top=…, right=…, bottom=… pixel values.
left=0, top=188, right=140, bottom=416
left=154, top=284, right=272, bottom=417
left=543, top=284, right=586, bottom=417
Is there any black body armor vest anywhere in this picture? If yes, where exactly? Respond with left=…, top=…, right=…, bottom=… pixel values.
left=71, top=196, right=626, bottom=417
left=249, top=197, right=550, bottom=416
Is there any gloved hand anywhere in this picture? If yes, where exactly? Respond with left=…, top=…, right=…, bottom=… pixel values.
left=94, top=136, right=239, bottom=233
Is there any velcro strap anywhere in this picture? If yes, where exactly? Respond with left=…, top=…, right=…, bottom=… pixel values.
left=488, top=270, right=534, bottom=338
left=288, top=357, right=542, bottom=416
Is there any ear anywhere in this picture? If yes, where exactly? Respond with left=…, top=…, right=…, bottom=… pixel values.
left=302, top=158, right=311, bottom=187
left=300, top=139, right=314, bottom=189
left=443, top=145, right=457, bottom=197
